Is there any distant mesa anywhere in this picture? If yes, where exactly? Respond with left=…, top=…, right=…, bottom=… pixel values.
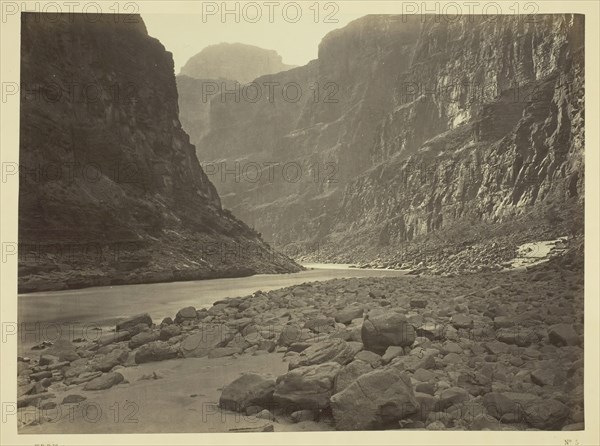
left=180, top=42, right=296, bottom=84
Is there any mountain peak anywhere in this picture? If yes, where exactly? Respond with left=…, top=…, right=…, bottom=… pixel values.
left=180, top=42, right=296, bottom=83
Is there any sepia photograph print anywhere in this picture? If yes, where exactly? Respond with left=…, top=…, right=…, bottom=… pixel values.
left=1, top=1, right=599, bottom=444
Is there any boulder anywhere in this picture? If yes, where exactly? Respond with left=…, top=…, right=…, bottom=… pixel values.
left=43, top=340, right=79, bottom=362
left=361, top=313, right=416, bottom=354
left=288, top=339, right=362, bottom=370
left=96, top=331, right=131, bottom=347
left=451, top=314, right=473, bottom=329
left=219, top=373, right=276, bottom=412
left=290, top=409, right=316, bottom=423
left=128, top=330, right=161, bottom=349
left=93, top=349, right=128, bottom=372
left=61, top=394, right=87, bottom=404
left=330, top=367, right=418, bottom=430
left=179, top=325, right=230, bottom=358
left=496, top=326, right=539, bottom=346
left=116, top=313, right=152, bottom=334
left=482, top=392, right=521, bottom=420
left=381, top=346, right=404, bottom=364
left=437, top=387, right=470, bottom=410
left=83, top=372, right=124, bottom=391
left=273, top=362, right=341, bottom=410
left=390, top=353, right=436, bottom=372
left=278, top=325, right=312, bottom=347
left=334, top=306, right=364, bottom=324
left=17, top=392, right=55, bottom=408
left=523, top=398, right=570, bottom=429
left=304, top=318, right=336, bottom=334
left=175, top=306, right=197, bottom=323
left=548, top=324, right=579, bottom=347
left=334, top=360, right=373, bottom=393
left=531, top=368, right=558, bottom=387
left=410, top=299, right=428, bottom=309
left=135, top=341, right=179, bottom=364
left=354, top=350, right=382, bottom=368
left=39, top=354, right=59, bottom=366
left=159, top=324, right=182, bottom=341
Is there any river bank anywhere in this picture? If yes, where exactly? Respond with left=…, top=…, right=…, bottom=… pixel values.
left=16, top=250, right=583, bottom=432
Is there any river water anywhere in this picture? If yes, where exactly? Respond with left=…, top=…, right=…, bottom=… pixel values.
left=18, top=264, right=405, bottom=329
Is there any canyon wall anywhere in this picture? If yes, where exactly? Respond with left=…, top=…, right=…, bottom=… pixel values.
left=179, top=14, right=584, bottom=268
left=18, top=13, right=300, bottom=292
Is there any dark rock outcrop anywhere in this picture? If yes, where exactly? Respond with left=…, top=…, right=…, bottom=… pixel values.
left=18, top=13, right=301, bottom=293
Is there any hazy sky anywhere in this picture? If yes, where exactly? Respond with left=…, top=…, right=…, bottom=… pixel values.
left=143, top=9, right=363, bottom=72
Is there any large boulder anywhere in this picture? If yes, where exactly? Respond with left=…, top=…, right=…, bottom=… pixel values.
left=175, top=306, right=197, bottom=324
left=288, top=339, right=362, bottom=370
left=334, top=360, right=373, bottom=393
left=548, top=324, right=579, bottom=346
left=273, top=362, right=341, bottom=411
left=361, top=313, right=416, bottom=354
left=179, top=324, right=231, bottom=358
left=135, top=341, right=179, bottom=364
left=523, top=398, right=570, bottom=429
left=304, top=318, right=336, bottom=334
left=159, top=324, right=182, bottom=341
left=92, top=349, right=129, bottom=372
left=83, top=372, right=124, bottom=391
left=278, top=325, right=312, bottom=347
left=44, top=340, right=79, bottom=362
left=219, top=373, right=276, bottom=412
left=96, top=331, right=131, bottom=347
left=330, top=367, right=418, bottom=430
left=334, top=305, right=364, bottom=325
left=129, top=330, right=161, bottom=349
left=116, top=313, right=152, bottom=334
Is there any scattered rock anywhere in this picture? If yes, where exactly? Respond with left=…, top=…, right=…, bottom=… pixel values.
left=175, top=306, right=197, bottom=324
left=523, top=398, right=570, bottom=429
left=62, top=394, right=86, bottom=404
left=93, top=348, right=128, bottom=372
left=273, top=362, right=341, bottom=410
left=290, top=409, right=316, bottom=423
left=354, top=350, right=382, bottom=367
left=548, top=324, right=579, bottom=346
left=361, top=313, right=416, bottom=354
left=116, top=313, right=152, bottom=334
left=330, top=367, right=418, bottom=430
left=288, top=339, right=362, bottom=370
left=129, top=330, right=161, bottom=349
left=43, top=340, right=79, bottom=362
left=179, top=325, right=229, bottom=358
left=334, top=306, right=364, bottom=324
left=334, top=360, right=373, bottom=393
left=135, top=341, right=179, bottom=364
left=219, top=373, right=276, bottom=412
left=83, top=372, right=124, bottom=391
left=381, top=346, right=404, bottom=364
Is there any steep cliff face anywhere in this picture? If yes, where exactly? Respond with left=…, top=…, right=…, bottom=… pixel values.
left=178, top=14, right=584, bottom=268
left=18, top=13, right=300, bottom=292
left=177, top=44, right=295, bottom=157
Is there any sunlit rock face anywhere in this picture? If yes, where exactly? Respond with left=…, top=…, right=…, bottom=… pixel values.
left=178, top=14, right=584, bottom=265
